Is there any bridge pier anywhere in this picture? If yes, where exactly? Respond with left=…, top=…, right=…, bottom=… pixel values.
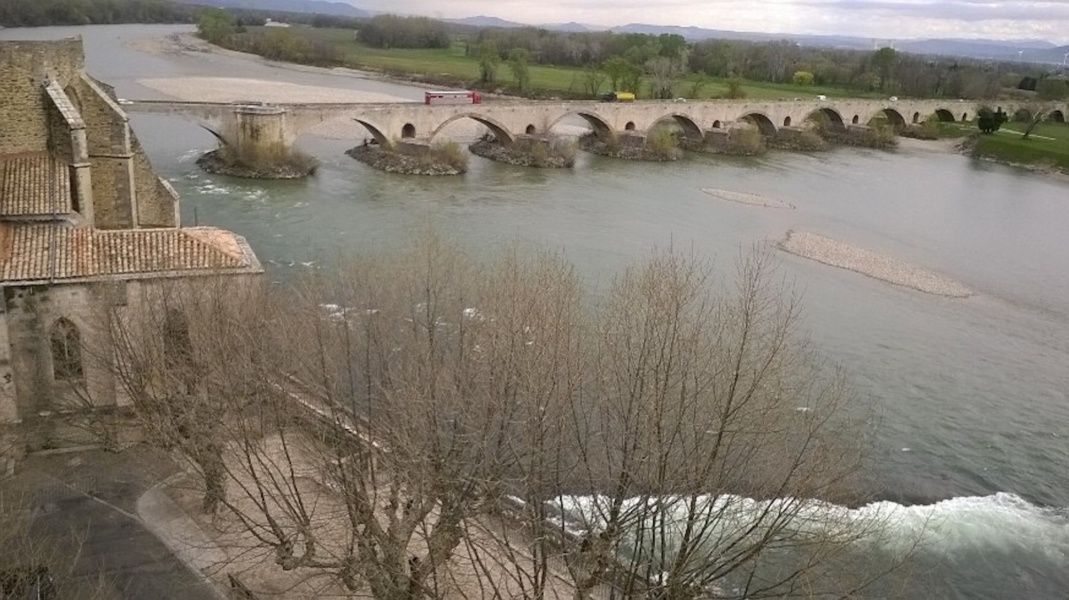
left=229, top=105, right=289, bottom=159
left=703, top=128, right=730, bottom=150
left=397, top=139, right=433, bottom=156
left=198, top=105, right=316, bottom=178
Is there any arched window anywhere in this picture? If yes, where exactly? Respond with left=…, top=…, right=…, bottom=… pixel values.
left=164, top=310, right=196, bottom=393
left=51, top=318, right=84, bottom=381
left=164, top=310, right=193, bottom=368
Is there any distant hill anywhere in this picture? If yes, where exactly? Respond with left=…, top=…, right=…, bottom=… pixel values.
left=443, top=15, right=526, bottom=29
left=545, top=22, right=595, bottom=33
left=612, top=23, right=1066, bottom=63
left=897, top=39, right=1067, bottom=63
left=172, top=0, right=369, bottom=18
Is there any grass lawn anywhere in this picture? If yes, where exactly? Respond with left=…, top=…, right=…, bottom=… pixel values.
left=923, top=121, right=975, bottom=139
left=267, top=26, right=876, bottom=101
left=975, top=121, right=1069, bottom=171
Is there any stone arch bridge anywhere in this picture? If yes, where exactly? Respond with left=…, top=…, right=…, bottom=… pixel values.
left=125, top=98, right=1062, bottom=154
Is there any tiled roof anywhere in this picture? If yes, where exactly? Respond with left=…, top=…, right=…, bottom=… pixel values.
left=0, top=224, right=259, bottom=283
left=0, top=153, right=73, bottom=217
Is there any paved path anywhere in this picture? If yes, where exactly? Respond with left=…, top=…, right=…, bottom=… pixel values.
left=3, top=448, right=226, bottom=599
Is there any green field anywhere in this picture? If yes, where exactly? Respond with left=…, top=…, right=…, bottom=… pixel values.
left=975, top=121, right=1069, bottom=171
left=261, top=26, right=877, bottom=101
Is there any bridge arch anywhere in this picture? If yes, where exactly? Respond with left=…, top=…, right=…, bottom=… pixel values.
left=431, top=114, right=516, bottom=147
left=804, top=107, right=845, bottom=130
left=401, top=123, right=416, bottom=138
left=933, top=109, right=956, bottom=122
left=735, top=112, right=777, bottom=137
left=866, top=108, right=907, bottom=130
left=547, top=111, right=614, bottom=140
left=525, top=124, right=536, bottom=134
left=649, top=114, right=703, bottom=142
left=1048, top=109, right=1065, bottom=123
left=354, top=119, right=392, bottom=149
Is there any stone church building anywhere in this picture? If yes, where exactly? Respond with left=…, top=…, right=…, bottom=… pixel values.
left=0, top=38, right=262, bottom=460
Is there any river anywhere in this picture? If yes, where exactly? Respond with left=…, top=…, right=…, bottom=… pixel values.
left=4, top=24, right=1069, bottom=598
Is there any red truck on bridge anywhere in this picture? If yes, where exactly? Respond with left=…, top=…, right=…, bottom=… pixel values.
left=424, top=90, right=482, bottom=105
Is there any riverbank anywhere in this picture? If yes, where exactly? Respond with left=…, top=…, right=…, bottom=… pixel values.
left=957, top=123, right=1069, bottom=181
left=780, top=231, right=973, bottom=298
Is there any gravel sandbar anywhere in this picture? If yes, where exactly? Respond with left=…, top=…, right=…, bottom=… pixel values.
left=780, top=231, right=972, bottom=298
left=137, top=76, right=409, bottom=104
left=702, top=188, right=794, bottom=209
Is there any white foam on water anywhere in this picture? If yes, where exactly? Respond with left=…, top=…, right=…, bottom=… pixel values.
left=859, top=492, right=1069, bottom=561
left=550, top=492, right=1069, bottom=564
left=195, top=182, right=231, bottom=196
left=179, top=149, right=204, bottom=163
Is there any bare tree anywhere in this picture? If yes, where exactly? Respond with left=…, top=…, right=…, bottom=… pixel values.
left=646, top=55, right=687, bottom=99
left=544, top=247, right=900, bottom=599
left=100, top=239, right=915, bottom=598
left=1018, top=102, right=1056, bottom=140
left=582, top=65, right=607, bottom=98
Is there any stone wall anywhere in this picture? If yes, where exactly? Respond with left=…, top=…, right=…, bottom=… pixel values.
left=90, top=157, right=135, bottom=229
left=2, top=39, right=180, bottom=230
left=1, top=273, right=263, bottom=447
left=45, top=101, right=76, bottom=164
left=0, top=310, right=17, bottom=425
left=0, top=40, right=81, bottom=154
left=3, top=285, right=117, bottom=425
left=132, top=137, right=178, bottom=228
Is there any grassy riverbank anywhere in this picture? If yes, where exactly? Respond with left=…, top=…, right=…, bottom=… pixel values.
left=972, top=122, right=1069, bottom=172
left=232, top=26, right=878, bottom=101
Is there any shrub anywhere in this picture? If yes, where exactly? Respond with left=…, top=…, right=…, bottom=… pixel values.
left=646, top=127, right=684, bottom=160
left=431, top=141, right=469, bottom=172
left=218, top=125, right=318, bottom=175
left=727, top=125, right=767, bottom=155
left=725, top=77, right=747, bottom=99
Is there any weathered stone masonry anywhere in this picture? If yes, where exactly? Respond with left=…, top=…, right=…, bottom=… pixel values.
left=0, top=38, right=263, bottom=466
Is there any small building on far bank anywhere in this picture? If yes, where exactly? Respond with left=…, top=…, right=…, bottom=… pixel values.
left=0, top=38, right=262, bottom=464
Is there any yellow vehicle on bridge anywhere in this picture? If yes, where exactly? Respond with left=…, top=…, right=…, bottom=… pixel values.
left=600, top=91, right=636, bottom=102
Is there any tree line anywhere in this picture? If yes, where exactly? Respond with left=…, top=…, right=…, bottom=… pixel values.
left=467, top=28, right=1032, bottom=99
left=0, top=0, right=196, bottom=27
left=347, top=15, right=1067, bottom=101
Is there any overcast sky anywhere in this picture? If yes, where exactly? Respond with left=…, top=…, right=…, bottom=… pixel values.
left=352, top=0, right=1069, bottom=44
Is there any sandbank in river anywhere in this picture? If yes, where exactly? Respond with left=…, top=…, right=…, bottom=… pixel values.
left=780, top=231, right=972, bottom=298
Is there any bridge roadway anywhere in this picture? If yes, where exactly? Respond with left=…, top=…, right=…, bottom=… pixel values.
left=123, top=97, right=1058, bottom=150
